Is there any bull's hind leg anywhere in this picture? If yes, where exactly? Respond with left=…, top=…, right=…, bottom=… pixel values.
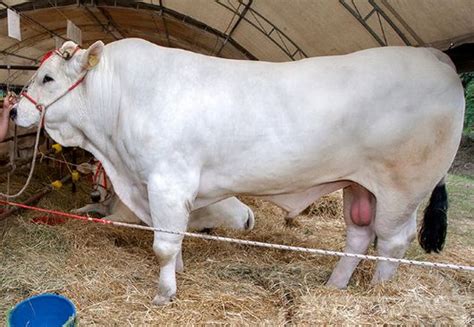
left=371, top=205, right=418, bottom=284
left=327, top=185, right=376, bottom=288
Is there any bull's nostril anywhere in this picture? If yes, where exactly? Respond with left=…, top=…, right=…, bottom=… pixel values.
left=9, top=108, right=17, bottom=120
left=91, top=190, right=101, bottom=203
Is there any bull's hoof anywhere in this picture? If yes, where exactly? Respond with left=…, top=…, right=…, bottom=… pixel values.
left=326, top=278, right=348, bottom=290
left=152, top=293, right=175, bottom=306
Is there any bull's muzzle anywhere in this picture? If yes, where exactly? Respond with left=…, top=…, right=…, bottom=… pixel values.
left=90, top=190, right=101, bottom=203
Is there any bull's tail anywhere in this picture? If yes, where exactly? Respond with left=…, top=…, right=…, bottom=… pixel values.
left=418, top=178, right=448, bottom=253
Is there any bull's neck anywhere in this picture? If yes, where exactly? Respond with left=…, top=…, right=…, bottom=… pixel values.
left=80, top=67, right=125, bottom=167
left=45, top=63, right=123, bottom=164
left=86, top=63, right=150, bottom=181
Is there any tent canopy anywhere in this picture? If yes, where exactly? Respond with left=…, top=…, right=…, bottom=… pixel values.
left=1, top=0, right=473, bottom=86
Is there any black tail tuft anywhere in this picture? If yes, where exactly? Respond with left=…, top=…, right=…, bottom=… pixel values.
left=419, top=182, right=448, bottom=253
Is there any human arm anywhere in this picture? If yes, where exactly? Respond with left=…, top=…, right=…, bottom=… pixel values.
left=0, top=92, right=16, bottom=141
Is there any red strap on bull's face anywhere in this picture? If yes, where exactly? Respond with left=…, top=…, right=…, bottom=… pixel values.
left=39, top=46, right=80, bottom=66
left=92, top=162, right=108, bottom=191
left=21, top=91, right=38, bottom=107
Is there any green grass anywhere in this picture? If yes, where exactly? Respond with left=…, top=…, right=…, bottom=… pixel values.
left=446, top=174, right=474, bottom=246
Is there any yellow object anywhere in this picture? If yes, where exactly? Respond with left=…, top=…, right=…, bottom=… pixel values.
left=71, top=170, right=80, bottom=182
left=51, top=180, right=63, bottom=189
left=52, top=143, right=62, bottom=154
left=88, top=54, right=99, bottom=69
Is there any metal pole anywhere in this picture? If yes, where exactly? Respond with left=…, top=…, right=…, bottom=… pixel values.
left=0, top=65, right=38, bottom=71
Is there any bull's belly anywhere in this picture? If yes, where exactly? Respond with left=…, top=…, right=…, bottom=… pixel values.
left=194, top=150, right=355, bottom=210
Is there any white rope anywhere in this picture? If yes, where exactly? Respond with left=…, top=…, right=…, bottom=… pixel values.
left=0, top=65, right=87, bottom=199
left=0, top=109, right=45, bottom=199
left=100, top=218, right=474, bottom=272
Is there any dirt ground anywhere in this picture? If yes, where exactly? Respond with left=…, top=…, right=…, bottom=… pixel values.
left=0, top=150, right=473, bottom=325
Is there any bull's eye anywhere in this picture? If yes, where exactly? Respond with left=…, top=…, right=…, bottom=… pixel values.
left=42, top=75, right=54, bottom=84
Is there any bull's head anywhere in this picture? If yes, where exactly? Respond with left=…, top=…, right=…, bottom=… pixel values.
left=13, top=40, right=104, bottom=130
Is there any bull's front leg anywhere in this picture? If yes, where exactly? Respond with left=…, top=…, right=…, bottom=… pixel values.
left=148, top=171, right=198, bottom=305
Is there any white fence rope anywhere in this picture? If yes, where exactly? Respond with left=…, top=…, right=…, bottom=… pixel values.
left=105, top=219, right=474, bottom=272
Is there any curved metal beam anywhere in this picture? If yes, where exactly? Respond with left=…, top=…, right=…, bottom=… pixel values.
left=0, top=50, right=37, bottom=62
left=368, top=0, right=411, bottom=46
left=215, top=0, right=253, bottom=56
left=83, top=5, right=121, bottom=40
left=0, top=0, right=257, bottom=60
left=1, top=23, right=107, bottom=59
left=379, top=0, right=424, bottom=46
left=215, top=0, right=308, bottom=61
left=158, top=0, right=170, bottom=47
left=339, top=0, right=411, bottom=46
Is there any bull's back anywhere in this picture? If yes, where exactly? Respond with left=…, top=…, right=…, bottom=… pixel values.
left=110, top=41, right=464, bottom=195
left=187, top=47, right=463, bottom=192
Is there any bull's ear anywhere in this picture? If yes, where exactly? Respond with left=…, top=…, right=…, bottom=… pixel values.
left=81, top=41, right=104, bottom=70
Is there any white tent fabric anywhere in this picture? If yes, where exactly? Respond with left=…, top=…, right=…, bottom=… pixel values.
left=0, top=0, right=473, bottom=85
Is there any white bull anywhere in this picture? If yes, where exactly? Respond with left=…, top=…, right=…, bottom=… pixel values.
left=13, top=39, right=464, bottom=305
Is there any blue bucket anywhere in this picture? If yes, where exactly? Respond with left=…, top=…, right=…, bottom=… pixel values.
left=7, top=293, right=76, bottom=327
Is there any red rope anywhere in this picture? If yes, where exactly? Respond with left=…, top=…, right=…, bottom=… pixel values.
left=20, top=91, right=38, bottom=106
left=92, top=162, right=101, bottom=185
left=67, top=75, right=86, bottom=92
left=0, top=200, right=112, bottom=225
left=92, top=161, right=108, bottom=190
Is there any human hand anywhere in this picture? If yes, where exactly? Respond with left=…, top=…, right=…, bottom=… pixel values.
left=2, top=91, right=17, bottom=116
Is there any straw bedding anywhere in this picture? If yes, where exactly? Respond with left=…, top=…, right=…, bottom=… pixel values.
left=0, top=162, right=472, bottom=325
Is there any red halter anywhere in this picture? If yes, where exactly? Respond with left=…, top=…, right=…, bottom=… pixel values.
left=92, top=161, right=108, bottom=191
left=21, top=75, right=86, bottom=113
